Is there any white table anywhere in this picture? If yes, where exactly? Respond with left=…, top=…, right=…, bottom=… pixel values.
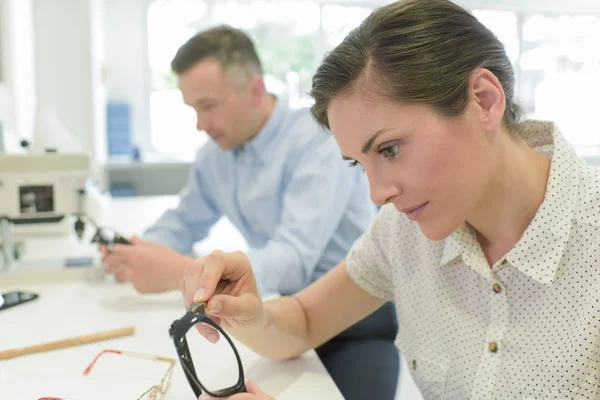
left=0, top=273, right=342, bottom=399
left=0, top=196, right=343, bottom=400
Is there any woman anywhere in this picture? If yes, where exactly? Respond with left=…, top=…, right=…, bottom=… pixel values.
left=183, top=0, right=600, bottom=398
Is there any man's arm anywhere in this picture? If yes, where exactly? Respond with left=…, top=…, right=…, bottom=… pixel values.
left=102, top=152, right=223, bottom=293
left=248, top=136, right=374, bottom=295
left=143, top=152, right=222, bottom=255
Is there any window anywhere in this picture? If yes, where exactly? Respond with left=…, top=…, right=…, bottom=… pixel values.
left=146, top=1, right=600, bottom=157
left=472, top=10, right=520, bottom=64
left=520, top=14, right=600, bottom=146
left=146, top=0, right=372, bottom=158
left=147, top=0, right=211, bottom=159
left=212, top=1, right=321, bottom=106
left=474, top=10, right=600, bottom=148
left=321, top=5, right=372, bottom=50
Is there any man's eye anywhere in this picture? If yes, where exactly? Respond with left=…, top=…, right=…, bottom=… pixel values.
left=197, top=103, right=217, bottom=112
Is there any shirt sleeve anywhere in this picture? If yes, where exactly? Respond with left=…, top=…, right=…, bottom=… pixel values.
left=142, top=151, right=222, bottom=255
left=246, top=136, right=374, bottom=296
left=345, top=204, right=396, bottom=301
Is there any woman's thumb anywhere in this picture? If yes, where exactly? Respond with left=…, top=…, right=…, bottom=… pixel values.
left=129, top=235, right=142, bottom=244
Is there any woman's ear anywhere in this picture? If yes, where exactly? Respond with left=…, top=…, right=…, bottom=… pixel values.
left=468, top=68, right=506, bottom=134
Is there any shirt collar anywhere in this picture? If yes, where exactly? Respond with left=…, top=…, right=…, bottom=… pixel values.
left=440, top=222, right=489, bottom=276
left=241, top=93, right=289, bottom=163
left=440, top=121, right=582, bottom=285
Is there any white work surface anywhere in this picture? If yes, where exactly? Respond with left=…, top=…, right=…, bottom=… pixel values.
left=0, top=195, right=343, bottom=400
left=0, top=273, right=342, bottom=400
left=1, top=195, right=423, bottom=400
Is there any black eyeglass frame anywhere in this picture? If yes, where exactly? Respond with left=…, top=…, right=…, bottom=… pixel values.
left=169, top=303, right=247, bottom=398
left=90, top=226, right=131, bottom=248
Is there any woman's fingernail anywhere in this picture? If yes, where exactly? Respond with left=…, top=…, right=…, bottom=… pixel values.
left=208, top=300, right=222, bottom=314
left=194, top=288, right=205, bottom=301
left=198, top=394, right=210, bottom=400
left=207, top=333, right=218, bottom=343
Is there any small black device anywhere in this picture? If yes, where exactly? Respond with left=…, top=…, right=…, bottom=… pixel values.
left=90, top=227, right=131, bottom=249
left=0, top=291, right=39, bottom=312
left=78, top=212, right=131, bottom=250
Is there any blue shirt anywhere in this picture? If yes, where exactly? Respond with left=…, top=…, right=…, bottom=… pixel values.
left=144, top=95, right=375, bottom=296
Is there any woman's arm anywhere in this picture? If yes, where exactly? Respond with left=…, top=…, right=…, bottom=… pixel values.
left=182, top=252, right=385, bottom=360
left=232, top=260, right=384, bottom=360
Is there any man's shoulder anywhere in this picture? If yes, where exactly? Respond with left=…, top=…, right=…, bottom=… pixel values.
left=191, top=140, right=228, bottom=165
left=279, top=106, right=332, bottom=147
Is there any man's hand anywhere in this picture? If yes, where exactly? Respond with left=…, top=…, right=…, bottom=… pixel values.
left=198, top=380, right=275, bottom=400
left=101, top=236, right=193, bottom=293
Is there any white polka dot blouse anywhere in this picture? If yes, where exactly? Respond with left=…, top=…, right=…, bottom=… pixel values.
left=346, top=120, right=600, bottom=399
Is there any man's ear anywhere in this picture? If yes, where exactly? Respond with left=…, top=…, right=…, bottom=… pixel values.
left=467, top=68, right=506, bottom=134
left=248, top=74, right=266, bottom=105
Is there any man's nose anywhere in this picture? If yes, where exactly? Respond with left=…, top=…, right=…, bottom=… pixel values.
left=196, top=114, right=207, bottom=132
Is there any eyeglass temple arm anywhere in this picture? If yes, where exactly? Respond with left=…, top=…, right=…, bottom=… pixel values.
left=83, top=349, right=175, bottom=375
left=83, top=349, right=122, bottom=375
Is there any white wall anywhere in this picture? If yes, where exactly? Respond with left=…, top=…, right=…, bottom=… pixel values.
left=0, top=0, right=36, bottom=141
left=91, top=0, right=108, bottom=165
left=33, top=0, right=106, bottom=171
left=104, top=0, right=152, bottom=154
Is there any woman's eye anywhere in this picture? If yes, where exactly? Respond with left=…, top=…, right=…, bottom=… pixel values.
left=348, top=160, right=365, bottom=172
left=379, top=145, right=399, bottom=158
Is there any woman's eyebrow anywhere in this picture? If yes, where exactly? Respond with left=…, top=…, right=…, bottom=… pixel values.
left=340, top=127, right=394, bottom=160
left=362, top=128, right=392, bottom=153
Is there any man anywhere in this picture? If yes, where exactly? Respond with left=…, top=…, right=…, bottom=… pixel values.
left=102, top=26, right=399, bottom=399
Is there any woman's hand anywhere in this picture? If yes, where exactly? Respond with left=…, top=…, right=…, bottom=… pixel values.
left=198, top=381, right=275, bottom=400
left=181, top=250, right=265, bottom=342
